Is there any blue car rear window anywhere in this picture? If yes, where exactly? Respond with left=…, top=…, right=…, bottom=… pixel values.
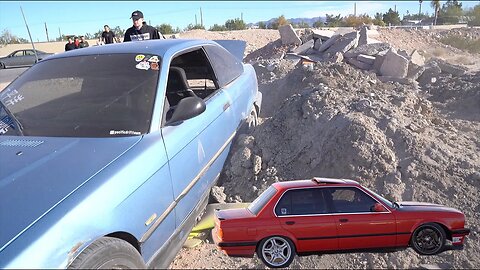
left=0, top=53, right=160, bottom=137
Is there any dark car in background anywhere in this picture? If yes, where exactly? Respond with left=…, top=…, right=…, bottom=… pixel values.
left=0, top=49, right=53, bottom=69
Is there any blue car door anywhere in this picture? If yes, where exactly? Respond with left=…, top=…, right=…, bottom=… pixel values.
left=161, top=47, right=236, bottom=233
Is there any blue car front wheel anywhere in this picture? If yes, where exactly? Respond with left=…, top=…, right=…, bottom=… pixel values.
left=68, top=237, right=146, bottom=269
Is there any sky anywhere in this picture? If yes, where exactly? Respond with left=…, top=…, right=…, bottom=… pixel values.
left=0, top=1, right=478, bottom=42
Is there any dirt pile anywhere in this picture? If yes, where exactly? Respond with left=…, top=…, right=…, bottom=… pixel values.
left=171, top=28, right=479, bottom=269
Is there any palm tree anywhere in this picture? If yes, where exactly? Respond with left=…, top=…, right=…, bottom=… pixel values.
left=419, top=0, right=423, bottom=16
left=431, top=0, right=441, bottom=25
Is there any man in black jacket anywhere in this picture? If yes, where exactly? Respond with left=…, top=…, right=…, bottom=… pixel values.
left=124, top=10, right=164, bottom=42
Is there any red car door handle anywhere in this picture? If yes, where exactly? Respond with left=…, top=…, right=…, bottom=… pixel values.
left=285, top=221, right=295, bottom=225
left=339, top=218, right=348, bottom=222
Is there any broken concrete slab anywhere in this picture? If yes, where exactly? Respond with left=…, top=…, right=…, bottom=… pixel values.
left=317, top=34, right=342, bottom=52
left=346, top=57, right=372, bottom=70
left=358, top=26, right=368, bottom=46
left=410, top=50, right=425, bottom=66
left=417, top=63, right=442, bottom=85
left=327, top=52, right=344, bottom=63
left=278, top=24, right=302, bottom=45
left=346, top=42, right=392, bottom=57
left=357, top=54, right=376, bottom=65
left=312, top=29, right=335, bottom=40
left=407, top=63, right=426, bottom=80
left=326, top=32, right=359, bottom=54
left=398, top=49, right=410, bottom=60
left=292, top=39, right=314, bottom=55
left=314, top=38, right=323, bottom=50
left=373, top=54, right=385, bottom=73
left=380, top=49, right=409, bottom=78
left=433, top=58, right=468, bottom=76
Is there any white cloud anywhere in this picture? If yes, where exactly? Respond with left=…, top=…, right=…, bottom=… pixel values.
left=301, top=1, right=389, bottom=17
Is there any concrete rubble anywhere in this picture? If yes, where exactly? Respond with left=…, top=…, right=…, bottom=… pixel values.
left=275, top=24, right=470, bottom=86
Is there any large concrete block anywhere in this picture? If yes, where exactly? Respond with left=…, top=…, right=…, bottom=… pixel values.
left=326, top=32, right=359, bottom=54
left=347, top=42, right=392, bottom=57
left=358, top=26, right=368, bottom=46
left=417, top=63, right=442, bottom=85
left=317, top=34, right=342, bottom=52
left=407, top=63, right=426, bottom=80
left=433, top=59, right=468, bottom=76
left=327, top=52, right=344, bottom=63
left=373, top=54, right=385, bottom=74
left=347, top=57, right=372, bottom=70
left=410, top=50, right=425, bottom=66
left=314, top=38, right=323, bottom=50
left=379, top=49, right=409, bottom=78
left=312, top=29, right=335, bottom=40
left=357, top=54, right=376, bottom=65
left=292, top=39, right=314, bottom=54
left=278, top=24, right=302, bottom=45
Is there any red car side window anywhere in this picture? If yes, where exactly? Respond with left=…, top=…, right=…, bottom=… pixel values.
left=275, top=188, right=327, bottom=216
left=327, top=187, right=377, bottom=213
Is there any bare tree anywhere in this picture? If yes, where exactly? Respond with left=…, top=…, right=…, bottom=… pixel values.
left=431, top=0, right=441, bottom=25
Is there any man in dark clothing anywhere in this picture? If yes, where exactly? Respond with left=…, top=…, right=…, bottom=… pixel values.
left=101, top=25, right=116, bottom=44
left=79, top=36, right=89, bottom=48
left=65, top=37, right=76, bottom=51
left=123, top=10, right=164, bottom=42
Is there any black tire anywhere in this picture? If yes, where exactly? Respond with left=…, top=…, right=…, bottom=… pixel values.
left=247, top=107, right=258, bottom=129
left=0, top=62, right=5, bottom=69
left=410, top=223, right=446, bottom=255
left=256, top=236, right=295, bottom=268
left=68, top=237, right=146, bottom=269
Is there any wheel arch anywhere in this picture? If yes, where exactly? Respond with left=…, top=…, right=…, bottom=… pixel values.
left=255, top=233, right=297, bottom=252
left=410, top=221, right=451, bottom=243
left=106, top=231, right=142, bottom=253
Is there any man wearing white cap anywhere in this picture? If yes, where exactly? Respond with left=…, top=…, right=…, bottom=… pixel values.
left=124, top=10, right=164, bottom=42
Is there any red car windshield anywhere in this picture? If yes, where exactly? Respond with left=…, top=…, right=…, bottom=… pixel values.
left=247, top=186, right=277, bottom=215
left=0, top=53, right=160, bottom=137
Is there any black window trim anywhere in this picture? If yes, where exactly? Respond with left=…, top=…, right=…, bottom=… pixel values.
left=273, top=186, right=392, bottom=218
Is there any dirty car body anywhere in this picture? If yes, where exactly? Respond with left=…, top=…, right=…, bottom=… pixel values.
left=0, top=39, right=261, bottom=268
left=213, top=178, right=470, bottom=268
left=0, top=49, right=53, bottom=69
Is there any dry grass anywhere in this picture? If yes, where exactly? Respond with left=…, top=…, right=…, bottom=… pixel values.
left=439, top=35, right=480, bottom=54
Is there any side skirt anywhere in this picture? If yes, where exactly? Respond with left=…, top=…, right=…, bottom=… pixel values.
left=297, top=246, right=407, bottom=257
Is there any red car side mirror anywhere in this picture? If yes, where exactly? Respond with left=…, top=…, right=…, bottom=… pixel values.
left=371, top=203, right=387, bottom=212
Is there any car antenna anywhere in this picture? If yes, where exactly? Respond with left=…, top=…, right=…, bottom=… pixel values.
left=20, top=6, right=39, bottom=63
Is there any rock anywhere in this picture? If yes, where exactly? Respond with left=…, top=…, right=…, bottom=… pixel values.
left=434, top=59, right=468, bottom=76
left=292, top=39, right=314, bottom=54
left=278, top=24, right=302, bottom=45
left=211, top=186, right=226, bottom=203
left=417, top=63, right=442, bottom=85
left=380, top=48, right=409, bottom=78
left=346, top=57, right=372, bottom=70
left=410, top=50, right=425, bottom=66
left=312, top=29, right=335, bottom=40
left=357, top=54, right=376, bottom=65
left=346, top=42, right=392, bottom=57
left=253, top=155, right=262, bottom=175
left=314, top=38, right=322, bottom=50
left=317, top=34, right=342, bottom=52
left=373, top=54, right=385, bottom=73
left=327, top=52, right=344, bottom=63
left=358, top=26, right=368, bottom=46
left=397, top=49, right=410, bottom=60
left=326, top=32, right=359, bottom=54
left=407, top=63, right=426, bottom=80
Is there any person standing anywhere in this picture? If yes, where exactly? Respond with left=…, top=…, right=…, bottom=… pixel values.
left=101, top=25, right=116, bottom=44
left=79, top=36, right=90, bottom=48
left=73, top=36, right=80, bottom=49
left=65, top=37, right=76, bottom=51
left=123, top=10, right=164, bottom=42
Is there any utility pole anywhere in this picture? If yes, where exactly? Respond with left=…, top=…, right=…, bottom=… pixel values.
left=44, top=22, right=49, bottom=42
left=58, top=27, right=61, bottom=40
left=200, top=7, right=203, bottom=27
left=419, top=0, right=423, bottom=16
left=394, top=4, right=397, bottom=13
left=195, top=14, right=197, bottom=25
left=241, top=12, right=243, bottom=21
left=354, top=2, right=357, bottom=16
left=20, top=6, right=38, bottom=63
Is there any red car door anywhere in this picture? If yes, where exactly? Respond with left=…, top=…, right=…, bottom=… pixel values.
left=275, top=188, right=338, bottom=253
left=325, top=187, right=396, bottom=250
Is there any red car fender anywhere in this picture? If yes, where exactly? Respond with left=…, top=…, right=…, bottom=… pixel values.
left=408, top=218, right=451, bottom=235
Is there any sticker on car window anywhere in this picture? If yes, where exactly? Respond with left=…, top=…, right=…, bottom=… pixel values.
left=110, top=130, right=141, bottom=136
left=136, top=61, right=150, bottom=71
left=150, top=62, right=159, bottom=70
left=0, top=115, right=13, bottom=134
left=1, top=88, right=24, bottom=107
left=135, top=54, right=145, bottom=62
left=148, top=56, right=159, bottom=63
left=281, top=208, right=288, bottom=215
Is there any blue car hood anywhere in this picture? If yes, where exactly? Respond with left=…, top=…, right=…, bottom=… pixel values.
left=0, top=136, right=141, bottom=250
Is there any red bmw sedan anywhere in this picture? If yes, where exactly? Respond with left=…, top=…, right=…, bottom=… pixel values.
left=213, top=178, right=470, bottom=268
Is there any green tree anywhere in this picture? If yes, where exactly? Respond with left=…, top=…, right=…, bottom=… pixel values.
left=269, top=15, right=289, bottom=29
left=313, top=20, right=324, bottom=28
left=325, top=14, right=342, bottom=27
left=343, top=14, right=373, bottom=27
left=185, top=23, right=205, bottom=31
left=465, top=4, right=480, bottom=26
left=225, top=18, right=246, bottom=30
left=431, top=0, right=441, bottom=25
left=209, top=23, right=228, bottom=31
left=258, top=21, right=267, bottom=29
left=373, top=12, right=386, bottom=26
left=157, top=23, right=178, bottom=34
left=293, top=21, right=310, bottom=28
left=403, top=12, right=431, bottom=21
left=438, top=0, right=463, bottom=24
left=382, top=8, right=401, bottom=25
left=112, top=26, right=124, bottom=39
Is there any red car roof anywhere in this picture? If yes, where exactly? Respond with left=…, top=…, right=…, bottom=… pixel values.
left=272, top=177, right=360, bottom=191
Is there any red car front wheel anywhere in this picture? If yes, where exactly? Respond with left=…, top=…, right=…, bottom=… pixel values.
left=411, top=223, right=446, bottom=255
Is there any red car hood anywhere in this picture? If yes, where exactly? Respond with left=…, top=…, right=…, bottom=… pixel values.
left=398, top=201, right=461, bottom=213
left=216, top=208, right=254, bottom=220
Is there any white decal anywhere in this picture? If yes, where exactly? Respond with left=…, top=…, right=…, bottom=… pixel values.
left=109, top=130, right=141, bottom=135
left=135, top=54, right=145, bottom=62
left=148, top=56, right=159, bottom=63
left=130, top=33, right=151, bottom=41
left=135, top=61, right=150, bottom=71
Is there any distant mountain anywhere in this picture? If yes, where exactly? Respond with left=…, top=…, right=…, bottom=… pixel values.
left=248, top=16, right=326, bottom=27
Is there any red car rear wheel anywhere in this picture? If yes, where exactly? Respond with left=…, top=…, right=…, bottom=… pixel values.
left=256, top=236, right=295, bottom=268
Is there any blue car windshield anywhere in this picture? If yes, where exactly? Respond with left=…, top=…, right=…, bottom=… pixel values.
left=0, top=53, right=160, bottom=137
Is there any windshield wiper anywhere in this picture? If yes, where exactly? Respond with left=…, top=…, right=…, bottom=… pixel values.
left=0, top=101, right=24, bottom=136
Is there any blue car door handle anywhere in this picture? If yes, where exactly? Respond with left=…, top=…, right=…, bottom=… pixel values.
left=223, top=102, right=230, bottom=111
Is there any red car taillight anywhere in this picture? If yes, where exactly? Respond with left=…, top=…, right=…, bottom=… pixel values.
left=217, top=227, right=224, bottom=240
